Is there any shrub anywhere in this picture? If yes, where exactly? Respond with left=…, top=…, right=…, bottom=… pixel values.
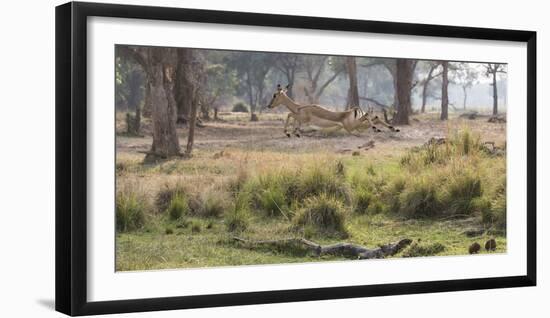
left=480, top=179, right=506, bottom=230
left=257, top=187, right=287, bottom=217
left=166, top=194, right=189, bottom=221
left=398, top=177, right=441, bottom=218
left=232, top=102, right=249, bottom=113
left=116, top=190, right=147, bottom=232
left=242, top=170, right=298, bottom=217
left=442, top=172, right=482, bottom=216
left=155, top=183, right=186, bottom=213
left=198, top=191, right=230, bottom=218
left=488, top=192, right=506, bottom=230
left=298, top=167, right=352, bottom=205
left=384, top=176, right=407, bottom=213
left=226, top=192, right=250, bottom=232
left=293, top=194, right=348, bottom=237
left=354, top=188, right=372, bottom=214
left=354, top=187, right=373, bottom=215
left=277, top=172, right=301, bottom=206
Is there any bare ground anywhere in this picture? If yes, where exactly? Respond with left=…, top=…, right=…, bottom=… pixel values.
left=117, top=112, right=506, bottom=159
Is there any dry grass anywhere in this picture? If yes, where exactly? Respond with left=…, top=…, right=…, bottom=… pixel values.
left=115, top=111, right=508, bottom=270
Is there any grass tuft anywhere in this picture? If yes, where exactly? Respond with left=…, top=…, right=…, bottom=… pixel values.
left=198, top=190, right=231, bottom=218
left=398, top=177, right=441, bottom=218
left=293, top=193, right=348, bottom=237
left=116, top=189, right=147, bottom=232
left=441, top=171, right=482, bottom=216
left=226, top=192, right=251, bottom=232
left=298, top=166, right=352, bottom=205
left=166, top=194, right=189, bottom=221
left=155, top=183, right=187, bottom=214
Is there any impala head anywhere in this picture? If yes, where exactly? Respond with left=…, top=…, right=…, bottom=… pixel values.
left=267, top=84, right=291, bottom=108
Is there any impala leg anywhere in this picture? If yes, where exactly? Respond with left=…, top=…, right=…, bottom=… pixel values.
left=284, top=113, right=294, bottom=137
left=292, top=117, right=302, bottom=137
left=343, top=123, right=361, bottom=137
left=356, top=114, right=378, bottom=133
left=372, top=116, right=399, bottom=132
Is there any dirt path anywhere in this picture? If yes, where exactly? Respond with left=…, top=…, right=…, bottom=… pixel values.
left=117, top=113, right=506, bottom=158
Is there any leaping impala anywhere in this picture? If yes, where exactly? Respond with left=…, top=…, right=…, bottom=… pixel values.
left=267, top=84, right=399, bottom=137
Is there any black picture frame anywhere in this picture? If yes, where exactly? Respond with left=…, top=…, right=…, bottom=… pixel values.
left=55, top=1, right=537, bottom=316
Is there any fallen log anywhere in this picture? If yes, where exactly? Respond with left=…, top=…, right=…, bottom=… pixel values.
left=233, top=237, right=412, bottom=260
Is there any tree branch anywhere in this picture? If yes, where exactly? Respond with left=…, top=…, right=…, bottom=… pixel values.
left=315, top=69, right=343, bottom=99
left=359, top=96, right=392, bottom=109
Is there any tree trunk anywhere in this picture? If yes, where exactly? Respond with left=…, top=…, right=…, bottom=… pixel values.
left=287, top=72, right=295, bottom=99
left=346, top=56, right=360, bottom=109
left=246, top=72, right=257, bottom=120
left=142, top=84, right=152, bottom=117
left=440, top=61, right=449, bottom=121
left=421, top=64, right=437, bottom=113
left=421, top=81, right=429, bottom=113
left=462, top=86, right=468, bottom=110
left=186, top=95, right=197, bottom=157
left=175, top=49, right=194, bottom=124
left=492, top=71, right=498, bottom=115
left=125, top=70, right=142, bottom=135
left=135, top=103, right=141, bottom=133
left=145, top=48, right=181, bottom=161
left=174, top=48, right=206, bottom=158
left=394, top=59, right=413, bottom=125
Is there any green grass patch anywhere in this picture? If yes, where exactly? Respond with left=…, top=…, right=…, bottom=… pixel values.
left=225, top=192, right=251, bottom=232
left=116, top=188, right=147, bottom=232
left=293, top=194, right=348, bottom=238
left=167, top=194, right=189, bottom=221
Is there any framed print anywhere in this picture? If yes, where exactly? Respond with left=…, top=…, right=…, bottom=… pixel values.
left=55, top=1, right=536, bottom=316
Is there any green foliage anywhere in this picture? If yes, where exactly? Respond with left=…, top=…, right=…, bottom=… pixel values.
left=225, top=192, right=250, bottom=232
left=115, top=52, right=145, bottom=111
left=205, top=59, right=237, bottom=107
left=386, top=176, right=407, bottom=213
left=116, top=190, right=147, bottom=232
left=155, top=183, right=187, bottom=214
left=167, top=194, right=189, bottom=221
left=481, top=176, right=506, bottom=230
left=257, top=187, right=287, bottom=217
left=246, top=174, right=291, bottom=218
left=354, top=187, right=373, bottom=214
left=231, top=102, right=249, bottom=113
left=441, top=171, right=482, bottom=216
left=297, top=166, right=352, bottom=205
left=398, top=177, right=441, bottom=218
left=225, top=51, right=277, bottom=113
left=293, top=194, right=348, bottom=237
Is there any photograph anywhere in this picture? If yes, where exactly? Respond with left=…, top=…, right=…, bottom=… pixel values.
left=114, top=45, right=508, bottom=271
